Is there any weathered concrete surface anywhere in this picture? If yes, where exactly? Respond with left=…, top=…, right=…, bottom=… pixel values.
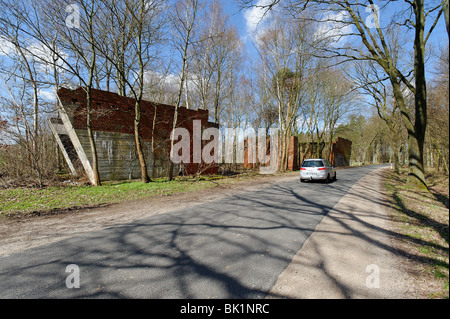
left=268, top=167, right=416, bottom=299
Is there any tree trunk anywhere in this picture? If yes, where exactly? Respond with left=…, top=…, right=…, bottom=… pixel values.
left=407, top=0, right=428, bottom=190
left=407, top=132, right=427, bottom=188
left=443, top=0, right=449, bottom=39
left=169, top=0, right=198, bottom=181
left=117, top=49, right=127, bottom=96
left=134, top=1, right=150, bottom=184
left=151, top=105, right=158, bottom=178
left=86, top=90, right=101, bottom=186
left=135, top=101, right=150, bottom=183
left=280, top=130, right=288, bottom=172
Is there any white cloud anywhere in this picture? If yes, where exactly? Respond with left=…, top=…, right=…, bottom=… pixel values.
left=243, top=0, right=274, bottom=41
left=315, top=11, right=354, bottom=46
left=26, top=42, right=67, bottom=75
left=144, top=70, right=179, bottom=88
left=0, top=36, right=68, bottom=78
left=38, top=88, right=56, bottom=101
left=0, top=36, right=17, bottom=56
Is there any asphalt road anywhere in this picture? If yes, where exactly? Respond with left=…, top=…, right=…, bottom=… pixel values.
left=0, top=165, right=387, bottom=299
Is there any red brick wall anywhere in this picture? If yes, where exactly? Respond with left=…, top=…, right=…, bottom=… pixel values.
left=243, top=135, right=352, bottom=170
left=58, top=87, right=210, bottom=137
left=243, top=138, right=257, bottom=169
left=58, top=87, right=219, bottom=175
left=330, top=137, right=352, bottom=167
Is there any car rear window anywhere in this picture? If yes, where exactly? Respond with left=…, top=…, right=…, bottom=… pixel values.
left=302, top=160, right=324, bottom=167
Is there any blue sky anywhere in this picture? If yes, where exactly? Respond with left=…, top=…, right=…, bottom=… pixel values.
left=221, top=0, right=448, bottom=60
left=223, top=0, right=261, bottom=57
left=0, top=0, right=448, bottom=104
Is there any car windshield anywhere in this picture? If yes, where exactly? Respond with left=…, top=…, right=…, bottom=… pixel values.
left=302, top=160, right=324, bottom=167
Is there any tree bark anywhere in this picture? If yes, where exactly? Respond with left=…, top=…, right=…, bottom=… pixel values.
left=134, top=0, right=150, bottom=183
left=407, top=0, right=428, bottom=190
left=86, top=2, right=101, bottom=187
left=134, top=99, right=150, bottom=183
left=86, top=88, right=101, bottom=186
left=168, top=0, right=198, bottom=181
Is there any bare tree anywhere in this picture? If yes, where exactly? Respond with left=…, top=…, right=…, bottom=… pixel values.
left=190, top=0, right=242, bottom=126
left=241, top=0, right=445, bottom=189
left=3, top=0, right=106, bottom=185
left=256, top=13, right=316, bottom=171
left=320, top=67, right=358, bottom=160
left=52, top=0, right=103, bottom=186
left=349, top=59, right=406, bottom=172
left=97, top=0, right=134, bottom=95
left=95, top=0, right=165, bottom=183
left=167, top=0, right=200, bottom=181
left=0, top=0, right=60, bottom=186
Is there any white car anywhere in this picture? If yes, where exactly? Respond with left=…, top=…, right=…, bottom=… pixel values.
left=300, top=159, right=336, bottom=183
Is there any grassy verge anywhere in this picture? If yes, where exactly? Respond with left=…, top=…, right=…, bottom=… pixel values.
left=0, top=178, right=207, bottom=216
left=0, top=172, right=294, bottom=217
left=384, top=168, right=449, bottom=298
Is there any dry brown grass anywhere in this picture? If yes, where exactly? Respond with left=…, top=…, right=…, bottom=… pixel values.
left=384, top=168, right=449, bottom=298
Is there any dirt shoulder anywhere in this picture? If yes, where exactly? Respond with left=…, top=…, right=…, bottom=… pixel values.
left=0, top=172, right=299, bottom=257
left=268, top=167, right=419, bottom=299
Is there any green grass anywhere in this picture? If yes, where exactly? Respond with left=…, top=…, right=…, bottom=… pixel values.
left=0, top=171, right=295, bottom=216
left=0, top=176, right=224, bottom=216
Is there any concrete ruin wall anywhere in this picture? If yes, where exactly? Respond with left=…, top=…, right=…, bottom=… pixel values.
left=51, top=87, right=219, bottom=183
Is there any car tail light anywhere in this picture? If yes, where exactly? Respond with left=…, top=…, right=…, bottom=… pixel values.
left=300, top=168, right=306, bottom=170
left=317, top=167, right=326, bottom=170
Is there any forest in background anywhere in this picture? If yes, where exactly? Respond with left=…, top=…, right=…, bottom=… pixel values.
left=0, top=0, right=448, bottom=188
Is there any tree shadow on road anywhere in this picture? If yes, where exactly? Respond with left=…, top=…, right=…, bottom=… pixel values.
left=1, top=168, right=447, bottom=299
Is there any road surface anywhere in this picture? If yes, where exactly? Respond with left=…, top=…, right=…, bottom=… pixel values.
left=0, top=165, right=388, bottom=298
